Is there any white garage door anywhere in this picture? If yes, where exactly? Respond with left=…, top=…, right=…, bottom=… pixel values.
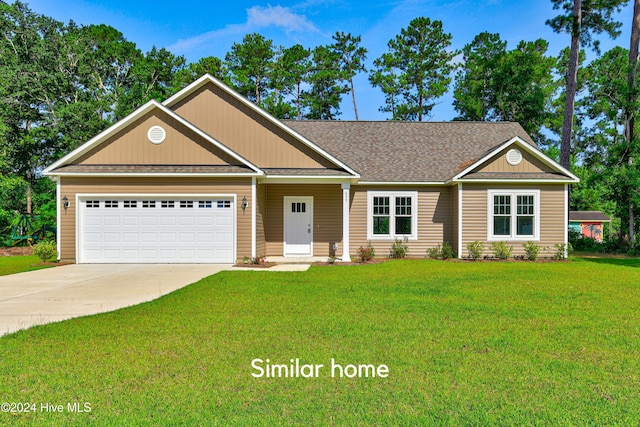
left=79, top=197, right=235, bottom=263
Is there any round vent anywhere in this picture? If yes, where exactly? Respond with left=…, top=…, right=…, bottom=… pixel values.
left=147, top=126, right=166, bottom=144
left=506, top=148, right=522, bottom=166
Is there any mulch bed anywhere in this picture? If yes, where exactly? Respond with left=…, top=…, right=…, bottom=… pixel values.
left=0, top=246, right=33, bottom=257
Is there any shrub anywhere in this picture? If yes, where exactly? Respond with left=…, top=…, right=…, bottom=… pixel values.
left=466, top=241, right=484, bottom=260
left=32, top=240, right=57, bottom=263
left=441, top=242, right=455, bottom=260
left=358, top=242, right=375, bottom=262
left=427, top=242, right=456, bottom=260
left=389, top=238, right=409, bottom=259
left=522, top=241, right=540, bottom=261
left=490, top=241, right=513, bottom=260
left=552, top=243, right=571, bottom=260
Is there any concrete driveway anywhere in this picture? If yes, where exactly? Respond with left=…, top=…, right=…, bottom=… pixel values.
left=0, top=264, right=231, bottom=337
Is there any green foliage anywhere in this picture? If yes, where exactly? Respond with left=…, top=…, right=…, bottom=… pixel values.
left=553, top=243, right=571, bottom=260
left=522, top=241, right=540, bottom=261
left=466, top=240, right=484, bottom=260
left=370, top=17, right=456, bottom=120
left=32, top=240, right=57, bottom=263
left=453, top=33, right=556, bottom=143
left=389, top=238, right=408, bottom=259
left=427, top=242, right=456, bottom=260
left=225, top=33, right=275, bottom=105
left=330, top=32, right=367, bottom=119
left=303, top=45, right=349, bottom=119
left=358, top=241, right=375, bottom=262
left=490, top=241, right=513, bottom=260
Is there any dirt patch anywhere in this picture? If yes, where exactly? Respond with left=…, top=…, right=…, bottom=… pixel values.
left=233, top=262, right=277, bottom=268
left=0, top=246, right=33, bottom=257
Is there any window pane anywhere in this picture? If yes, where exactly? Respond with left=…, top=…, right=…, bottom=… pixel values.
left=517, top=216, right=534, bottom=236
left=395, top=197, right=411, bottom=216
left=517, top=195, right=534, bottom=215
left=494, top=195, right=510, bottom=215
left=373, top=197, right=389, bottom=215
left=494, top=216, right=510, bottom=236
left=374, top=217, right=389, bottom=235
left=395, top=217, right=411, bottom=234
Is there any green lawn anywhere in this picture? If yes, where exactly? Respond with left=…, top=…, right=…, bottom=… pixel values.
left=0, top=254, right=54, bottom=276
left=1, top=258, right=639, bottom=425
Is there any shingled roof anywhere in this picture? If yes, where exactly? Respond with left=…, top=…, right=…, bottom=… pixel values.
left=285, top=120, right=536, bottom=182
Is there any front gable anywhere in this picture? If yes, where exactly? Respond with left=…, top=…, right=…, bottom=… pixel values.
left=165, top=76, right=358, bottom=175
left=452, top=137, right=579, bottom=183
left=75, top=108, right=239, bottom=166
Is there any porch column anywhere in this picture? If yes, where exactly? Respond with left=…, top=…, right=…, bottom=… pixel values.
left=341, top=182, right=351, bottom=262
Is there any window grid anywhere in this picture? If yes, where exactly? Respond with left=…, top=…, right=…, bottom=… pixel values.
left=86, top=200, right=99, bottom=208
left=490, top=192, right=538, bottom=239
left=199, top=200, right=213, bottom=209
left=123, top=200, right=137, bottom=208
left=180, top=201, right=194, bottom=209
left=217, top=200, right=231, bottom=209
left=373, top=197, right=390, bottom=235
left=142, top=200, right=156, bottom=208
left=105, top=200, right=118, bottom=208
left=161, top=200, right=175, bottom=208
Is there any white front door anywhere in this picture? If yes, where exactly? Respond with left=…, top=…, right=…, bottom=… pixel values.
left=284, top=196, right=313, bottom=256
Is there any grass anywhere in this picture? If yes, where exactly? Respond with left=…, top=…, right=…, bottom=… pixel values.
left=1, top=258, right=640, bottom=425
left=0, top=255, right=55, bottom=276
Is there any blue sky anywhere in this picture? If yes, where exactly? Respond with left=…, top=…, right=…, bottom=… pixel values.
left=25, top=0, right=633, bottom=121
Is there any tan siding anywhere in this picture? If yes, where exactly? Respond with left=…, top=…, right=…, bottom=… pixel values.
left=256, top=182, right=266, bottom=257
left=264, top=184, right=342, bottom=257
left=76, top=110, right=237, bottom=166
left=59, top=177, right=253, bottom=262
left=475, top=147, right=554, bottom=173
left=172, top=83, right=337, bottom=169
left=461, top=184, right=566, bottom=257
left=349, top=186, right=453, bottom=259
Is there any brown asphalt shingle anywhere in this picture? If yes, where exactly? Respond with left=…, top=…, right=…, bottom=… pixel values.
left=569, top=211, right=611, bottom=222
left=285, top=120, right=536, bottom=182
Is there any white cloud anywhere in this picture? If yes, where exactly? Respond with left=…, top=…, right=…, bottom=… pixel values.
left=169, top=5, right=318, bottom=55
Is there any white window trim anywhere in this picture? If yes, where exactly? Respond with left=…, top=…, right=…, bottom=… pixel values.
left=487, top=189, right=540, bottom=241
left=367, top=191, right=418, bottom=241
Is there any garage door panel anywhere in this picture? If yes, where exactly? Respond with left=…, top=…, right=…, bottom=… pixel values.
left=80, top=197, right=234, bottom=263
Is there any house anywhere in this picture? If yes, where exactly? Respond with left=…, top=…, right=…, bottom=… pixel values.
left=44, top=75, right=579, bottom=263
left=569, top=211, right=611, bottom=242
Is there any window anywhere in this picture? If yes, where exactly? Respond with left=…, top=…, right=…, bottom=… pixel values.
left=199, top=200, right=212, bottom=209
left=217, top=200, right=231, bottom=209
left=161, top=200, right=175, bottom=208
left=488, top=190, right=539, bottom=240
left=291, top=202, right=306, bottom=213
left=123, top=200, right=137, bottom=208
left=368, top=192, right=417, bottom=240
left=142, top=200, right=156, bottom=208
left=180, top=200, right=194, bottom=208
left=86, top=200, right=99, bottom=208
left=105, top=200, right=118, bottom=208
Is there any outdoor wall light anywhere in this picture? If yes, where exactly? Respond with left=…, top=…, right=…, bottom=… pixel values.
left=62, top=195, right=70, bottom=209
left=241, top=196, right=248, bottom=210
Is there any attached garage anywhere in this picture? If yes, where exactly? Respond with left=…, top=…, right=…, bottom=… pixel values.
left=78, top=196, right=235, bottom=263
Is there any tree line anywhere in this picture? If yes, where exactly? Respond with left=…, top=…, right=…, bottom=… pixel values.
left=0, top=0, right=638, bottom=248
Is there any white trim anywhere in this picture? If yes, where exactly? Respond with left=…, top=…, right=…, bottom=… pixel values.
left=359, top=181, right=445, bottom=186
left=46, top=172, right=263, bottom=178
left=162, top=74, right=360, bottom=177
left=366, top=191, right=418, bottom=241
left=564, top=184, right=569, bottom=258
left=43, top=100, right=262, bottom=176
left=341, top=182, right=351, bottom=262
left=56, top=178, right=61, bottom=261
left=75, top=193, right=237, bottom=264
left=147, top=125, right=166, bottom=144
left=261, top=176, right=358, bottom=183
left=251, top=177, right=256, bottom=259
left=283, top=196, right=314, bottom=257
left=457, top=179, right=575, bottom=184
left=487, top=189, right=540, bottom=242
left=450, top=137, right=580, bottom=183
left=458, top=183, right=463, bottom=259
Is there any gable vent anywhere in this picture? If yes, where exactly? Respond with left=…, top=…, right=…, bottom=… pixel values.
left=506, top=148, right=522, bottom=166
left=147, top=126, right=166, bottom=144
